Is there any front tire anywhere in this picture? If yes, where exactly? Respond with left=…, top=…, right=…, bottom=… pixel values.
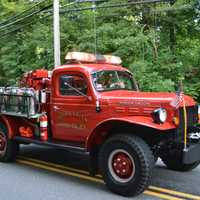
left=0, top=124, right=18, bottom=162
left=161, top=156, right=200, bottom=172
left=99, top=134, right=154, bottom=197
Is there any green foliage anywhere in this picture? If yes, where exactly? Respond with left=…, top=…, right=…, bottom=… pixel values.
left=0, top=0, right=199, bottom=102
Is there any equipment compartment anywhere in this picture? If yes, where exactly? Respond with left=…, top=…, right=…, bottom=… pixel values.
left=0, top=87, right=39, bottom=118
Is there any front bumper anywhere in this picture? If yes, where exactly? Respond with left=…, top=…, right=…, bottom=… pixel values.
left=182, top=126, right=200, bottom=164
left=183, top=143, right=200, bottom=164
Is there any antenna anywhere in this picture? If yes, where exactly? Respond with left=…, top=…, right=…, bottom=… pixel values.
left=92, top=0, right=97, bottom=55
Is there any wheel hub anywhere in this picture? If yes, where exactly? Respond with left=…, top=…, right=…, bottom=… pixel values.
left=108, top=149, right=135, bottom=183
left=112, top=153, right=133, bottom=178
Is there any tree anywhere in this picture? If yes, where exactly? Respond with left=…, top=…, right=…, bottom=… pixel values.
left=0, top=0, right=199, bottom=102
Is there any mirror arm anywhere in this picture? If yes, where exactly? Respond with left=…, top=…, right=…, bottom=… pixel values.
left=64, top=82, right=89, bottom=99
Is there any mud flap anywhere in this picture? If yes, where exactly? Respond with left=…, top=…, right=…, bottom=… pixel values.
left=88, top=146, right=99, bottom=176
left=182, top=143, right=200, bottom=164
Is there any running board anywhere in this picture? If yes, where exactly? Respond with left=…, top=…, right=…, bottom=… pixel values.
left=14, top=136, right=87, bottom=153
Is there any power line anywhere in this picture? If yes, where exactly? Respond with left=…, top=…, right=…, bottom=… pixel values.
left=0, top=4, right=193, bottom=38
left=0, top=0, right=172, bottom=32
left=0, top=0, right=80, bottom=38
left=0, top=0, right=93, bottom=30
left=58, top=1, right=194, bottom=15
left=0, top=14, right=52, bottom=39
left=61, top=0, right=106, bottom=7
left=0, top=0, right=50, bottom=26
left=43, top=0, right=168, bottom=13
left=0, top=0, right=83, bottom=33
left=61, top=6, right=194, bottom=30
left=62, top=3, right=193, bottom=19
left=0, top=0, right=194, bottom=38
left=59, top=0, right=173, bottom=13
left=0, top=3, right=52, bottom=32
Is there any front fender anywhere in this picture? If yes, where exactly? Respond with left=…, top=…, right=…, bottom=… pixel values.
left=86, top=116, right=176, bottom=151
left=122, top=116, right=176, bottom=130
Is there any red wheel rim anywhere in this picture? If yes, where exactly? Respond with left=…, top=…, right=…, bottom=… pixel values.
left=112, top=152, right=133, bottom=179
left=108, top=149, right=135, bottom=183
left=0, top=132, right=6, bottom=152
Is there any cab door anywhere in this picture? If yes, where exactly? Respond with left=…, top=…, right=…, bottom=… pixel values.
left=51, top=72, right=95, bottom=142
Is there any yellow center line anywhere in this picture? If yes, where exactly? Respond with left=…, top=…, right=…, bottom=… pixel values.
left=16, top=158, right=185, bottom=200
left=149, top=186, right=200, bottom=200
left=16, top=159, right=104, bottom=184
left=17, top=156, right=102, bottom=178
left=17, top=156, right=91, bottom=176
left=16, top=156, right=200, bottom=200
left=144, top=191, right=185, bottom=200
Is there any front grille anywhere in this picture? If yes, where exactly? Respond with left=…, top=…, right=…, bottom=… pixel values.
left=176, top=105, right=198, bottom=141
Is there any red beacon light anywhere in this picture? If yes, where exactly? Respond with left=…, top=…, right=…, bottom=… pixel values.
left=65, top=52, right=122, bottom=65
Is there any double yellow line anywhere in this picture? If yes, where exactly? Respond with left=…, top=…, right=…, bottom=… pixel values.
left=16, top=156, right=200, bottom=200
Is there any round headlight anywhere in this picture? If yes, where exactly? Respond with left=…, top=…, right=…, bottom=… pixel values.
left=152, top=108, right=167, bottom=123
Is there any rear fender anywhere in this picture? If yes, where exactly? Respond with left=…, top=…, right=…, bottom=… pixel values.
left=86, top=116, right=175, bottom=151
left=0, top=115, right=18, bottom=139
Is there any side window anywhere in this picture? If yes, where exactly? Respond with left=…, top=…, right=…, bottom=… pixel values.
left=60, top=74, right=88, bottom=96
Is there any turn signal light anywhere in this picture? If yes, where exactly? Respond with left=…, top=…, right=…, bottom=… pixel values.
left=173, top=117, right=179, bottom=126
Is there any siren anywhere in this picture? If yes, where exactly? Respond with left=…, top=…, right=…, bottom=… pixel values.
left=65, top=52, right=122, bottom=65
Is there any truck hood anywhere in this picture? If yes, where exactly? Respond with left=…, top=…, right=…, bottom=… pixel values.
left=99, top=90, right=196, bottom=108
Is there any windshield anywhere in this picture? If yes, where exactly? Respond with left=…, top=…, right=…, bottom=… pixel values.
left=92, top=70, right=137, bottom=92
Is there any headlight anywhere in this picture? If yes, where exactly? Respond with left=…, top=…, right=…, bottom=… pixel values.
left=152, top=108, right=167, bottom=124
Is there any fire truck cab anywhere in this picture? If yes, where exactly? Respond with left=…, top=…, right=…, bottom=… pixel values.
left=0, top=52, right=200, bottom=197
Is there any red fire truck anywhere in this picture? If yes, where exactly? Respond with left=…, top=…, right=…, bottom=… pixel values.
left=0, top=52, right=199, bottom=197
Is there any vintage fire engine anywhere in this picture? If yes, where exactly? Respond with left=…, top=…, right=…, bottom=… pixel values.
left=0, top=52, right=199, bottom=197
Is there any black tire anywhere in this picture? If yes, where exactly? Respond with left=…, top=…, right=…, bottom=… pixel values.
left=98, top=134, right=154, bottom=197
left=161, top=156, right=200, bottom=172
left=0, top=123, right=18, bottom=162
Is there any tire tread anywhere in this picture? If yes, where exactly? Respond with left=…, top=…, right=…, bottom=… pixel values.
left=99, top=134, right=154, bottom=197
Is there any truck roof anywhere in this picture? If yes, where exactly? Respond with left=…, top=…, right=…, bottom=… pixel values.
left=53, top=63, right=129, bottom=75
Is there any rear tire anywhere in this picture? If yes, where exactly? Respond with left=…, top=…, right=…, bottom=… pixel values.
left=161, top=156, right=200, bottom=172
left=99, top=134, right=154, bottom=197
left=0, top=123, right=18, bottom=162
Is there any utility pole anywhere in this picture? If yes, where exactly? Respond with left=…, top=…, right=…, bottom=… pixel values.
left=169, top=0, right=176, bottom=55
left=53, top=0, right=61, bottom=67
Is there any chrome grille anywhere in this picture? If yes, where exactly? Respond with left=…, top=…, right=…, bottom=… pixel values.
left=176, top=105, right=198, bottom=141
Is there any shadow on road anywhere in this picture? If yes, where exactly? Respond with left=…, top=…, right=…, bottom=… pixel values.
left=19, top=144, right=200, bottom=196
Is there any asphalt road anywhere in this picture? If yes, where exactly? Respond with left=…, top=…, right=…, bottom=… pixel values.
left=0, top=144, right=200, bottom=200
